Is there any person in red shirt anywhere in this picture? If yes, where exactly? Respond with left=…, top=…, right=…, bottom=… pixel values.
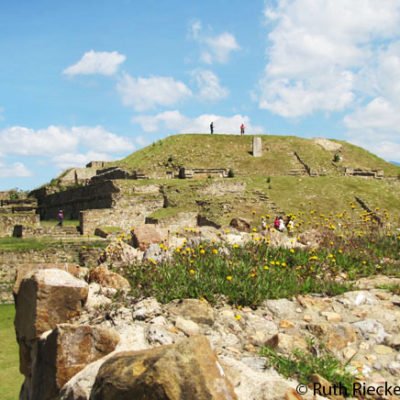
left=240, top=123, right=245, bottom=135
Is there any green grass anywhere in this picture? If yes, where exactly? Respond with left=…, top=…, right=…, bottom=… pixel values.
left=0, top=237, right=109, bottom=252
left=376, top=284, right=400, bottom=295
left=37, top=134, right=400, bottom=228
left=126, top=175, right=400, bottom=229
left=124, top=229, right=399, bottom=307
left=0, top=237, right=53, bottom=252
left=98, top=226, right=123, bottom=234
left=116, top=134, right=400, bottom=177
left=0, top=305, right=23, bottom=400
left=260, top=345, right=355, bottom=395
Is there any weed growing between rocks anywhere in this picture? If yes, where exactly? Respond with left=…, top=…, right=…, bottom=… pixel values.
left=125, top=229, right=399, bottom=307
left=260, top=344, right=356, bottom=395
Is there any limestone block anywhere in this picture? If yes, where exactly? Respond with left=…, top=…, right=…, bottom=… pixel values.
left=175, top=316, right=201, bottom=336
left=252, top=137, right=262, bottom=157
left=30, top=324, right=119, bottom=400
left=13, top=263, right=82, bottom=296
left=100, top=240, right=143, bottom=266
left=85, top=283, right=112, bottom=311
left=131, top=225, right=166, bottom=251
left=88, top=266, right=130, bottom=290
left=166, top=298, right=215, bottom=326
left=90, top=335, right=237, bottom=400
left=15, top=269, right=89, bottom=342
left=15, top=269, right=88, bottom=376
left=132, top=297, right=162, bottom=321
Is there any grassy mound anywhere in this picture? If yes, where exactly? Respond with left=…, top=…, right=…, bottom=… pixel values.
left=117, top=134, right=400, bottom=177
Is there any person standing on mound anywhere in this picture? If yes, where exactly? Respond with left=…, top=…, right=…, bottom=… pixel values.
left=240, top=123, right=245, bottom=135
left=210, top=121, right=214, bottom=134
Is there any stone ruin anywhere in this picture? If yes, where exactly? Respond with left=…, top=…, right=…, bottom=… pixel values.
left=345, top=168, right=384, bottom=179
left=178, top=167, right=228, bottom=179
left=0, top=198, right=39, bottom=237
left=252, top=137, right=262, bottom=157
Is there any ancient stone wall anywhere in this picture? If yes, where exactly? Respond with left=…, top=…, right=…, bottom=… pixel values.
left=80, top=194, right=164, bottom=235
left=0, top=214, right=39, bottom=237
left=86, top=161, right=109, bottom=169
left=345, top=168, right=384, bottom=178
left=35, top=181, right=119, bottom=220
left=145, top=211, right=198, bottom=232
left=90, top=167, right=134, bottom=183
left=58, top=167, right=98, bottom=186
left=179, top=167, right=228, bottom=179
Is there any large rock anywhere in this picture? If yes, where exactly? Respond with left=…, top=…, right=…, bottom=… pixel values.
left=166, top=298, right=215, bottom=325
left=30, top=324, right=119, bottom=400
left=88, top=266, right=130, bottom=290
left=15, top=269, right=88, bottom=376
left=229, top=218, right=251, bottom=233
left=90, top=335, right=237, bottom=400
left=100, top=240, right=143, bottom=266
left=13, top=263, right=83, bottom=296
left=131, top=225, right=166, bottom=251
left=297, top=229, right=324, bottom=248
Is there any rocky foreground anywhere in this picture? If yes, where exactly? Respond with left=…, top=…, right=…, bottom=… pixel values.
left=9, top=225, right=400, bottom=400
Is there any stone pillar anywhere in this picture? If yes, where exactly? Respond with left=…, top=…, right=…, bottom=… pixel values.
left=252, top=137, right=262, bottom=157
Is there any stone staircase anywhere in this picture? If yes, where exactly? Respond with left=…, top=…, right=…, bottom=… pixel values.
left=253, top=190, right=285, bottom=216
left=15, top=225, right=83, bottom=239
left=288, top=152, right=309, bottom=176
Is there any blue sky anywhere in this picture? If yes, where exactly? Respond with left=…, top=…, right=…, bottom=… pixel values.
left=1, top=0, right=400, bottom=190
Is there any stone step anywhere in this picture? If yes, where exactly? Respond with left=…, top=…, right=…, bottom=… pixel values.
left=288, top=169, right=307, bottom=176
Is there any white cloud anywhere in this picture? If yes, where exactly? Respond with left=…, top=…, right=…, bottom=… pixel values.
left=0, top=126, right=78, bottom=156
left=259, top=71, right=354, bottom=117
left=0, top=161, right=31, bottom=178
left=0, top=125, right=134, bottom=157
left=189, top=20, right=240, bottom=64
left=51, top=151, right=113, bottom=170
left=343, top=42, right=400, bottom=161
left=63, top=50, right=126, bottom=76
left=116, top=73, right=192, bottom=112
left=344, top=97, right=400, bottom=161
left=191, top=69, right=229, bottom=101
left=71, top=126, right=134, bottom=153
left=133, top=110, right=264, bottom=134
left=258, top=0, right=400, bottom=117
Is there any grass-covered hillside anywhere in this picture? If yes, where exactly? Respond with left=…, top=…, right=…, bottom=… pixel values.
left=37, top=133, right=400, bottom=228
left=129, top=175, right=400, bottom=228
left=117, top=134, right=400, bottom=177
